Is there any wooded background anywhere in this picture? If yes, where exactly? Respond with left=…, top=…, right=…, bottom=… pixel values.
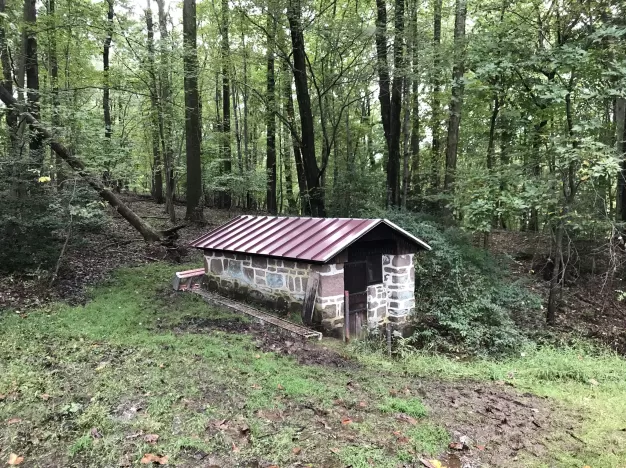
left=0, top=0, right=625, bottom=325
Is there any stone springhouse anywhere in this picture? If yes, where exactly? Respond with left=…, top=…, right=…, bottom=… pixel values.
left=189, top=216, right=431, bottom=336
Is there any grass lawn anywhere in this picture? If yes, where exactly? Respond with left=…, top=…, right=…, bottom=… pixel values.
left=1, top=263, right=625, bottom=467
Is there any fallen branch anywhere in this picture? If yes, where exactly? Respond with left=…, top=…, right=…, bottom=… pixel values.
left=0, top=84, right=163, bottom=242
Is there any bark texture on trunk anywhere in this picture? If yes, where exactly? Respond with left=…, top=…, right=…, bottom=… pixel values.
left=0, top=0, right=17, bottom=160
left=220, top=0, right=232, bottom=208
left=156, top=0, right=176, bottom=221
left=103, top=0, right=113, bottom=142
left=443, top=0, right=466, bottom=192
left=266, top=7, right=277, bottom=214
left=616, top=98, right=626, bottom=221
left=387, top=0, right=404, bottom=207
left=145, top=1, right=163, bottom=203
left=183, top=0, right=203, bottom=220
left=282, top=59, right=307, bottom=213
left=375, top=0, right=391, bottom=151
left=25, top=0, right=43, bottom=165
left=287, top=0, right=325, bottom=216
left=430, top=0, right=442, bottom=189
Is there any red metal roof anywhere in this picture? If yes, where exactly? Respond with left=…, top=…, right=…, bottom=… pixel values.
left=189, top=216, right=431, bottom=263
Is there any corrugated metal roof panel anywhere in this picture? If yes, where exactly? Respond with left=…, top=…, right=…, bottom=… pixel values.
left=189, top=216, right=431, bottom=263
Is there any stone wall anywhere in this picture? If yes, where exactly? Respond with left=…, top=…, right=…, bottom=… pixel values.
left=202, top=250, right=345, bottom=333
left=382, top=254, right=415, bottom=323
left=367, top=283, right=387, bottom=328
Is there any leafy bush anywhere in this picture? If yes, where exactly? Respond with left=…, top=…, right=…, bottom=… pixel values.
left=362, top=210, right=542, bottom=356
left=0, top=180, right=105, bottom=273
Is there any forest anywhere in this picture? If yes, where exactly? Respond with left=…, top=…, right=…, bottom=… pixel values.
left=1, top=0, right=626, bottom=466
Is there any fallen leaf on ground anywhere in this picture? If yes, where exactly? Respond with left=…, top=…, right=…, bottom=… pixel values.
left=126, top=431, right=144, bottom=439
left=90, top=427, right=103, bottom=439
left=588, top=379, right=599, bottom=386
left=231, top=442, right=240, bottom=453
left=292, top=447, right=301, bottom=455
left=358, top=401, right=367, bottom=407
left=419, top=459, right=445, bottom=468
left=341, top=417, right=352, bottom=425
left=329, top=448, right=340, bottom=454
left=449, top=442, right=466, bottom=450
left=7, top=454, right=24, bottom=465
left=476, top=445, right=485, bottom=451
left=7, top=418, right=21, bottom=425
left=39, top=394, right=50, bottom=401
left=140, top=454, right=168, bottom=465
left=276, top=384, right=284, bottom=390
left=251, top=384, right=262, bottom=390
left=144, top=434, right=159, bottom=444
left=395, top=413, right=418, bottom=425
left=254, top=354, right=261, bottom=359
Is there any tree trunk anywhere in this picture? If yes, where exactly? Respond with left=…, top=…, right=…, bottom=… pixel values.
left=156, top=0, right=176, bottom=222
left=409, top=0, right=420, bottom=204
left=615, top=98, right=626, bottom=221
left=183, top=0, right=203, bottom=221
left=287, top=0, right=325, bottom=216
left=443, top=0, right=466, bottom=192
left=266, top=6, right=277, bottom=214
left=375, top=0, right=391, bottom=151
left=546, top=219, right=564, bottom=325
left=145, top=1, right=163, bottom=203
left=24, top=0, right=43, bottom=166
left=430, top=0, right=442, bottom=190
left=220, top=0, right=232, bottom=208
left=387, top=0, right=404, bottom=207
left=47, top=0, right=64, bottom=186
left=103, top=0, right=113, bottom=171
left=0, top=0, right=18, bottom=161
left=0, top=84, right=163, bottom=241
left=282, top=59, right=307, bottom=214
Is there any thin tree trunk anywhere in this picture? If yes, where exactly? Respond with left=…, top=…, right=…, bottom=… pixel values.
left=220, top=0, right=232, bottom=209
left=282, top=59, right=307, bottom=213
left=375, top=0, right=391, bottom=151
left=145, top=1, right=163, bottom=203
left=443, top=0, right=467, bottom=192
left=183, top=0, right=203, bottom=221
left=25, top=0, right=43, bottom=166
left=387, top=0, right=404, bottom=207
left=0, top=0, right=18, bottom=162
left=287, top=0, right=325, bottom=216
left=47, top=0, right=64, bottom=186
left=0, top=85, right=163, bottom=241
left=156, top=0, right=175, bottom=221
left=409, top=0, right=420, bottom=204
left=103, top=0, right=113, bottom=174
left=430, top=0, right=442, bottom=190
left=615, top=98, right=626, bottom=221
left=266, top=6, right=277, bottom=214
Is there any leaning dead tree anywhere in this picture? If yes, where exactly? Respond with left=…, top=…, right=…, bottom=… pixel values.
left=0, top=83, right=172, bottom=242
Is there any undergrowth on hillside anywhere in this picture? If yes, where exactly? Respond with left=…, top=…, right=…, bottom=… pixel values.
left=367, top=210, right=543, bottom=356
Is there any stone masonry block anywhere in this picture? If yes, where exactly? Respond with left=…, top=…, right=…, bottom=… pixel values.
left=210, top=259, right=223, bottom=274
left=251, top=256, right=267, bottom=268
left=392, top=255, right=412, bottom=267
left=318, top=272, right=344, bottom=298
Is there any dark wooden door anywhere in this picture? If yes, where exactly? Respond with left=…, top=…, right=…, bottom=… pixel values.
left=344, top=262, right=367, bottom=338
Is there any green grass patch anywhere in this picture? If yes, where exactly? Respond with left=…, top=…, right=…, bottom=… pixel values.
left=378, top=397, right=428, bottom=418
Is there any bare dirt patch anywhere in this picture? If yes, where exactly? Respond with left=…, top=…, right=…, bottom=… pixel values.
left=411, top=379, right=579, bottom=466
left=174, top=313, right=358, bottom=369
